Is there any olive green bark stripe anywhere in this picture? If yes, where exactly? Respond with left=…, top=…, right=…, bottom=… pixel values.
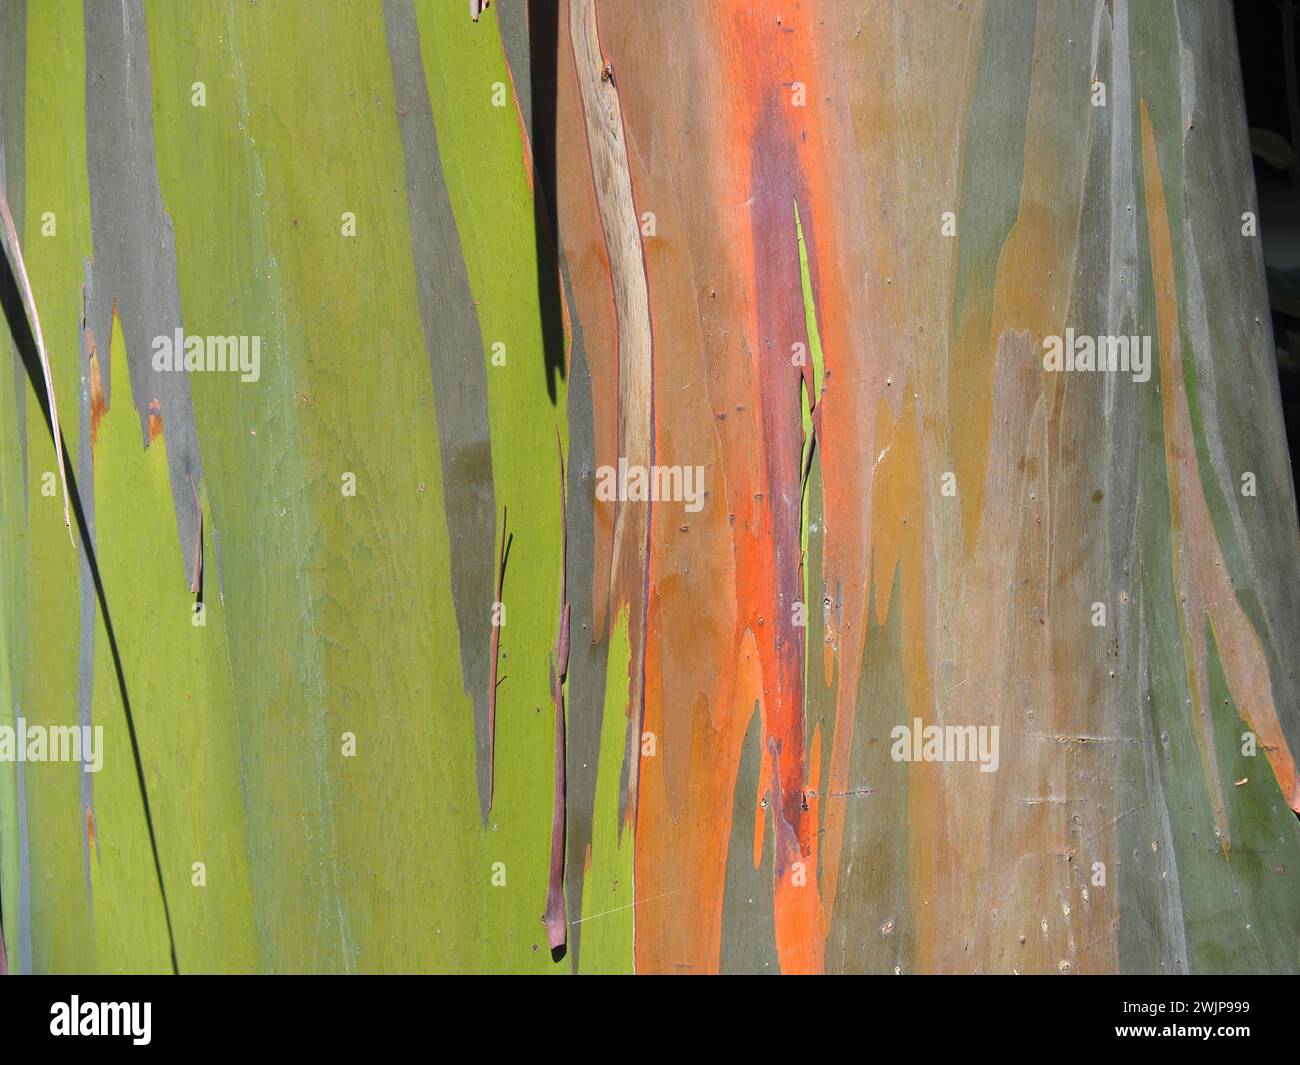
left=0, top=0, right=27, bottom=976
left=950, top=0, right=1037, bottom=325
left=826, top=563, right=915, bottom=974
left=383, top=0, right=497, bottom=821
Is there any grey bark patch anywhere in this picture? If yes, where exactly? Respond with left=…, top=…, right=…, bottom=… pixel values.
left=1081, top=0, right=1157, bottom=972
left=558, top=256, right=606, bottom=971
left=1120, top=596, right=1189, bottom=973
left=84, top=0, right=202, bottom=585
left=496, top=0, right=532, bottom=140
left=383, top=0, right=497, bottom=822
left=720, top=703, right=779, bottom=974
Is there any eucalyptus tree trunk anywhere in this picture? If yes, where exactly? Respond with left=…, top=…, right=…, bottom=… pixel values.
left=1, top=0, right=1297, bottom=975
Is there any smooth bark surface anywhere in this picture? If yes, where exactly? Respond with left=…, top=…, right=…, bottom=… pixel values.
left=0, top=0, right=1297, bottom=974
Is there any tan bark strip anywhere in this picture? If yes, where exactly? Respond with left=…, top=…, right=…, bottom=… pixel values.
left=568, top=0, right=654, bottom=821
left=568, top=0, right=652, bottom=484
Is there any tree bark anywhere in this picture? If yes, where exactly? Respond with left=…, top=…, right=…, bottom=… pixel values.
left=0, top=0, right=1297, bottom=975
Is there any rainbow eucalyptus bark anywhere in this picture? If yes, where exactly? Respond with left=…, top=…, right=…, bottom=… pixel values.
left=0, top=0, right=1297, bottom=975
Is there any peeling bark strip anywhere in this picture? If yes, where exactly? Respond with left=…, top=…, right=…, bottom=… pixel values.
left=568, top=0, right=654, bottom=821
left=544, top=432, right=570, bottom=951
left=487, top=505, right=509, bottom=812
left=567, top=0, right=652, bottom=527
left=0, top=185, right=73, bottom=542
left=188, top=475, right=203, bottom=596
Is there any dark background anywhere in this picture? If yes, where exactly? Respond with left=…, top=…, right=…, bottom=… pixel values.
left=1235, top=0, right=1300, bottom=496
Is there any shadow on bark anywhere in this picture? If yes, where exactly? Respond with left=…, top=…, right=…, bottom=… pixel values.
left=529, top=0, right=566, bottom=405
